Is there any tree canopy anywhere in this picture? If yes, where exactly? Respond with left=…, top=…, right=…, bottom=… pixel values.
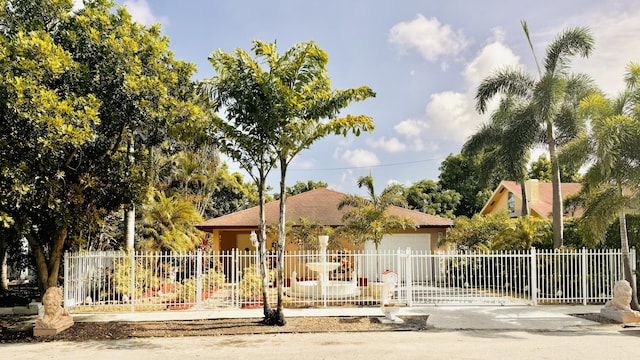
left=0, top=0, right=206, bottom=291
left=474, top=21, right=595, bottom=247
left=203, top=40, right=374, bottom=326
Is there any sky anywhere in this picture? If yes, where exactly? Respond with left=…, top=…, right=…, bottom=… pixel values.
left=103, top=0, right=640, bottom=196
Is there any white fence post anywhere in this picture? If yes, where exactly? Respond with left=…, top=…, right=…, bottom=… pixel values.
left=196, top=249, right=203, bottom=309
left=130, top=250, right=135, bottom=312
left=405, top=248, right=413, bottom=306
left=530, top=247, right=537, bottom=306
left=63, top=251, right=69, bottom=309
left=581, top=248, right=588, bottom=305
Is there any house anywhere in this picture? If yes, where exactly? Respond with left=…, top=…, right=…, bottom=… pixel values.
left=480, top=179, right=583, bottom=218
left=196, top=187, right=453, bottom=253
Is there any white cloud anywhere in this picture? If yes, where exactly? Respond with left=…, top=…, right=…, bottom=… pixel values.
left=394, top=119, right=430, bottom=138
left=367, top=137, right=407, bottom=153
left=340, top=149, right=380, bottom=167
left=570, top=4, right=640, bottom=96
left=123, top=0, right=167, bottom=26
left=389, top=14, right=469, bottom=62
left=406, top=29, right=522, bottom=144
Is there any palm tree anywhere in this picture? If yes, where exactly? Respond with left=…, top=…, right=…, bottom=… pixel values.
left=138, top=192, right=204, bottom=253
left=338, top=176, right=416, bottom=278
left=465, top=95, right=538, bottom=216
left=475, top=21, right=595, bottom=248
left=562, top=63, right=640, bottom=309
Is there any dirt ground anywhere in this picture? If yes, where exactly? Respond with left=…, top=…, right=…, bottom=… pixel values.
left=0, top=314, right=430, bottom=343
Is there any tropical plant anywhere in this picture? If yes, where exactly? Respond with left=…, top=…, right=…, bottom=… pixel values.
left=562, top=63, right=640, bottom=309
left=465, top=94, right=536, bottom=216
left=475, top=20, right=595, bottom=248
left=442, top=212, right=510, bottom=252
left=338, top=176, right=416, bottom=251
left=493, top=216, right=552, bottom=250
left=138, top=191, right=204, bottom=253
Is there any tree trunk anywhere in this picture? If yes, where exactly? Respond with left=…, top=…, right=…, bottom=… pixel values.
left=0, top=242, right=8, bottom=292
left=619, top=209, right=640, bottom=310
left=519, top=176, right=530, bottom=216
left=272, top=161, right=287, bottom=326
left=25, top=228, right=67, bottom=295
left=547, top=123, right=564, bottom=248
left=256, top=170, right=274, bottom=322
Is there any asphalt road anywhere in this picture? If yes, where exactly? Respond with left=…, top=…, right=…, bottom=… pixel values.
left=4, top=328, right=640, bottom=360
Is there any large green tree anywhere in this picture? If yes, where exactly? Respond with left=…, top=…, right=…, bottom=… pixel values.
left=0, top=0, right=204, bottom=292
left=403, top=179, right=461, bottom=219
left=528, top=154, right=581, bottom=183
left=437, top=153, right=495, bottom=217
left=475, top=21, right=595, bottom=248
left=204, top=40, right=375, bottom=326
left=563, top=63, right=640, bottom=309
left=273, top=179, right=327, bottom=200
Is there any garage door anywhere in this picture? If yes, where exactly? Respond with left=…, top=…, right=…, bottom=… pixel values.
left=361, top=234, right=431, bottom=282
left=364, top=233, right=431, bottom=252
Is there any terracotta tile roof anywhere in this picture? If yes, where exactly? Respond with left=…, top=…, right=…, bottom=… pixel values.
left=196, top=187, right=453, bottom=231
left=498, top=180, right=582, bottom=217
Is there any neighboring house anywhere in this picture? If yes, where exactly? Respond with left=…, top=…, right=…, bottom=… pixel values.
left=481, top=179, right=583, bottom=218
left=196, top=187, right=453, bottom=253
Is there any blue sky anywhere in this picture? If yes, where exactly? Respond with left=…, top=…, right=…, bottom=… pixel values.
left=105, top=0, right=640, bottom=196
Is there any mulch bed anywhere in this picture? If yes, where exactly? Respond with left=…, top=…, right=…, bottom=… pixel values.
left=1, top=314, right=430, bottom=343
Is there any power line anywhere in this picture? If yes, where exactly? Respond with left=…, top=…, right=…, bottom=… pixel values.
left=287, top=157, right=442, bottom=172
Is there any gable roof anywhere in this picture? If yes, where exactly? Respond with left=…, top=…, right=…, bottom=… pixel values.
left=481, top=180, right=582, bottom=218
left=196, top=187, right=453, bottom=232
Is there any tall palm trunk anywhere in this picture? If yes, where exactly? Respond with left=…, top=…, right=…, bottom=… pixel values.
left=618, top=189, right=639, bottom=310
left=519, top=175, right=530, bottom=216
left=547, top=123, right=564, bottom=248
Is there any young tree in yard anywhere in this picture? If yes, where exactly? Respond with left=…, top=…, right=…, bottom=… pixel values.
left=205, top=40, right=375, bottom=326
left=202, top=43, right=277, bottom=324
left=475, top=21, right=595, bottom=248
left=338, top=176, right=416, bottom=261
left=562, top=63, right=640, bottom=309
left=0, top=0, right=205, bottom=293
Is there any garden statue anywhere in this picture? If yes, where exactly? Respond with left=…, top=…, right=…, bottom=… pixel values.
left=34, top=287, right=74, bottom=336
left=600, top=280, right=640, bottom=324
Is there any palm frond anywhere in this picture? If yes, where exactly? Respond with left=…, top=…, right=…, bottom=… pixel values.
left=544, top=26, right=594, bottom=76
left=475, top=68, right=534, bottom=113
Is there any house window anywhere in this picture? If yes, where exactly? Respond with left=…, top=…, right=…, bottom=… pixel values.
left=507, top=192, right=515, bottom=214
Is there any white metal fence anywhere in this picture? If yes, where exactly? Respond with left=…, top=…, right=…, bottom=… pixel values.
left=63, top=248, right=635, bottom=311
